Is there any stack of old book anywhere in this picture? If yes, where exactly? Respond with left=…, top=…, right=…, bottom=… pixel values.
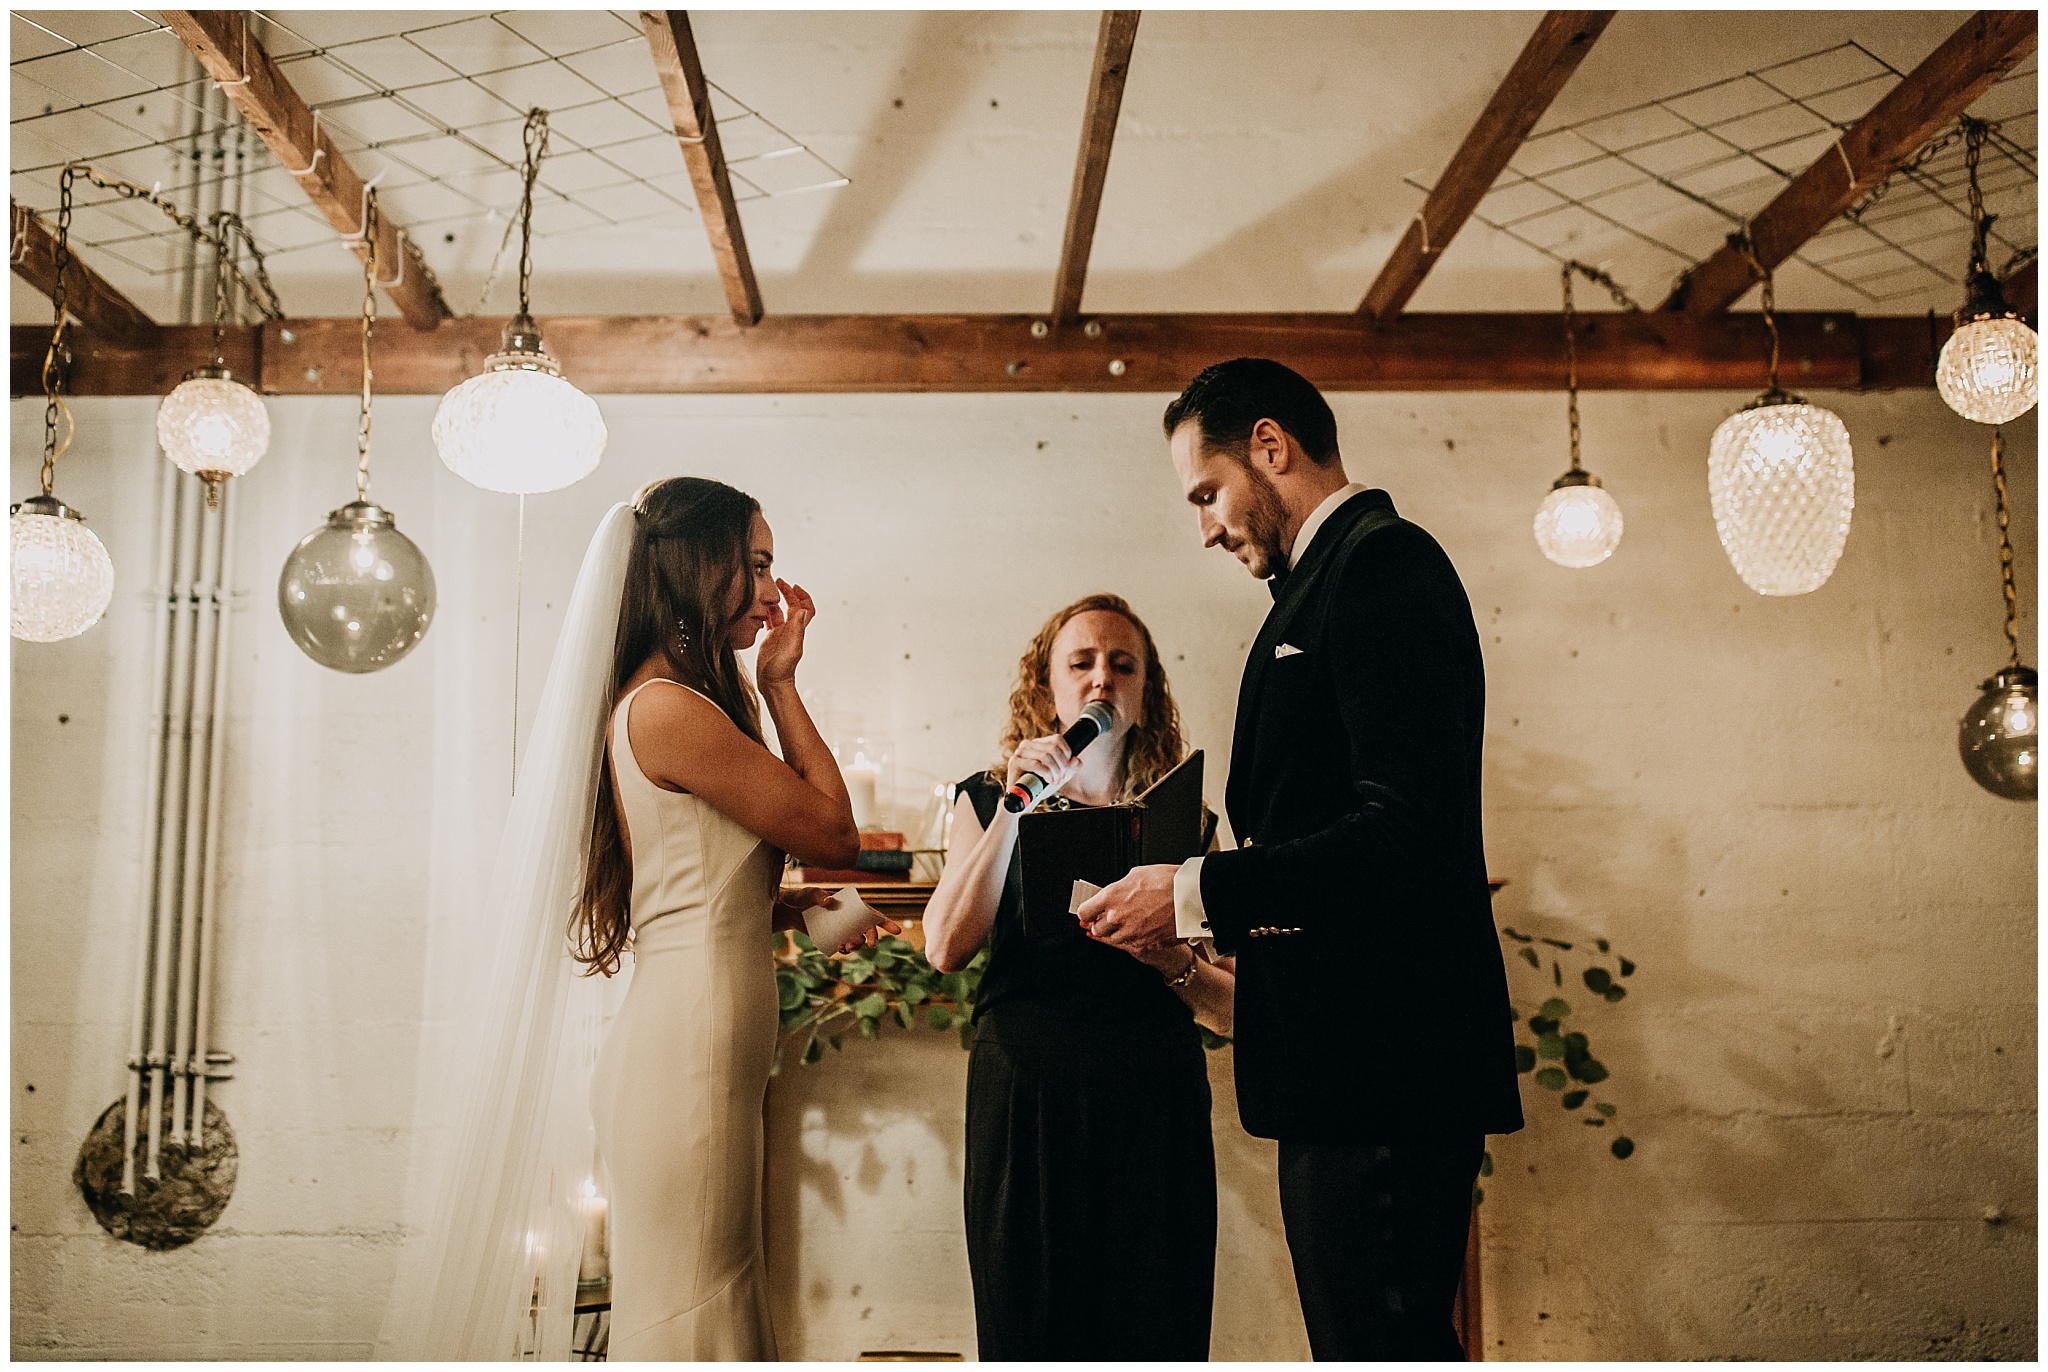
left=796, top=831, right=916, bottom=885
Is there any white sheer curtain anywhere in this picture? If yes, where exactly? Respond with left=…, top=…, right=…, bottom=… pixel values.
left=379, top=503, right=634, bottom=1360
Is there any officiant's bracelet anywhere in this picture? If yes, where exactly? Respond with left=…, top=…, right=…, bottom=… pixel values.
left=1166, top=942, right=1200, bottom=987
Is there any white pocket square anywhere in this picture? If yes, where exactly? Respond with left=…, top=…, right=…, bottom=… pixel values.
left=1274, top=643, right=1305, bottom=659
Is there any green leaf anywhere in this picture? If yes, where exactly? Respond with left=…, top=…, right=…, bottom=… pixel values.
left=858, top=1016, right=881, bottom=1041
left=829, top=1035, right=843, bottom=1052
left=777, top=974, right=808, bottom=1013
left=1534, top=1067, right=1567, bottom=1091
left=1514, top=1045, right=1536, bottom=1074
left=1594, top=1102, right=1616, bottom=1117
left=1561, top=1089, right=1589, bottom=1110
left=1536, top=1033, right=1566, bottom=1060
left=841, top=958, right=876, bottom=986
left=790, top=931, right=819, bottom=954
left=957, top=1022, right=974, bottom=1051
left=1539, top=998, right=1572, bottom=1021
left=925, top=1004, right=952, bottom=1031
left=895, top=1000, right=915, bottom=1029
left=1582, top=967, right=1613, bottom=994
left=1519, top=947, right=1540, bottom=968
left=1569, top=1056, right=1609, bottom=1084
left=1604, top=985, right=1627, bottom=1003
left=1479, top=1151, right=1494, bottom=1178
left=801, top=1034, right=823, bottom=1065
left=902, top=983, right=929, bottom=1007
left=1611, top=1136, right=1635, bottom=1160
left=1619, top=958, right=1635, bottom=978
left=854, top=992, right=888, bottom=1020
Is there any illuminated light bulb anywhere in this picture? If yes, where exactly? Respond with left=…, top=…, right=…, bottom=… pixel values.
left=1959, top=666, right=2037, bottom=801
left=10, top=494, right=115, bottom=642
left=432, top=316, right=606, bottom=494
left=276, top=501, right=435, bottom=673
left=1533, top=470, right=1624, bottom=568
left=1937, top=314, right=2038, bottom=424
left=1707, top=395, right=1854, bottom=596
left=156, top=366, right=271, bottom=506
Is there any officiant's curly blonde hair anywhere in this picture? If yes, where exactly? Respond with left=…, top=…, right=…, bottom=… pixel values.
left=997, top=593, right=1186, bottom=802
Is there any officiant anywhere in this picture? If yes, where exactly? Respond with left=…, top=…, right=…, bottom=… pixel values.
left=921, top=593, right=1230, bottom=1361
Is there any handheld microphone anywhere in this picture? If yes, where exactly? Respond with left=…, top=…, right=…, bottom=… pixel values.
left=1004, top=701, right=1115, bottom=813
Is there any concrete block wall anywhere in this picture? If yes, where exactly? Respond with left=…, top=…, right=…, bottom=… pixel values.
left=11, top=388, right=2034, bottom=1358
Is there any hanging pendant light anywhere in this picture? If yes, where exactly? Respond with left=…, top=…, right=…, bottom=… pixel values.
left=1936, top=117, right=2037, bottom=426
left=12, top=171, right=115, bottom=643
left=433, top=109, right=606, bottom=495
left=1534, top=262, right=1624, bottom=568
left=157, top=214, right=277, bottom=508
left=1707, top=235, right=1854, bottom=596
left=278, top=193, right=436, bottom=673
left=1958, top=427, right=2036, bottom=800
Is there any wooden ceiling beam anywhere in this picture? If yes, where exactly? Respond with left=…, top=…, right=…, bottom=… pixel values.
left=1360, top=11, right=1614, bottom=320
left=14, top=310, right=1954, bottom=397
left=1664, top=10, right=2038, bottom=316
left=1052, top=11, right=1142, bottom=325
left=160, top=10, right=450, bottom=330
left=9, top=199, right=158, bottom=350
left=641, top=10, right=764, bottom=326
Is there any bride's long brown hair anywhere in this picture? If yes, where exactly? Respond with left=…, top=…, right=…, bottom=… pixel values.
left=573, top=477, right=766, bottom=976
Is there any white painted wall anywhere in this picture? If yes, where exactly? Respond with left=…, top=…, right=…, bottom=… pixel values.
left=11, top=386, right=2034, bottom=1359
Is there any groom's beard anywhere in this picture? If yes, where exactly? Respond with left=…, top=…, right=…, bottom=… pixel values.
left=1229, top=463, right=1291, bottom=581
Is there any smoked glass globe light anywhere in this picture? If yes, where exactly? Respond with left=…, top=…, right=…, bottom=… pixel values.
left=1959, top=666, right=2037, bottom=800
left=1937, top=314, right=2038, bottom=424
left=1707, top=395, right=1855, bottom=596
left=156, top=366, right=271, bottom=503
left=11, top=495, right=115, bottom=642
left=1533, top=470, right=1624, bottom=568
left=277, top=501, right=436, bottom=673
left=432, top=318, right=606, bottom=495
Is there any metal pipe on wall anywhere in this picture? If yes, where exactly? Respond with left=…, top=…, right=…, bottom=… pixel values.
left=189, top=479, right=238, bottom=1147
left=168, top=496, right=222, bottom=1147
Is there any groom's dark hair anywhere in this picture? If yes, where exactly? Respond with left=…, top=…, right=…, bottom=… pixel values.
left=1162, top=358, right=1340, bottom=466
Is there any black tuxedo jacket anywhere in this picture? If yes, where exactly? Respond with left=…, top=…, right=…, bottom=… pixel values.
left=1200, top=488, right=1525, bottom=1144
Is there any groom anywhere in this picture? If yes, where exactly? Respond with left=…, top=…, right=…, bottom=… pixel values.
left=1078, top=358, right=1523, bottom=1360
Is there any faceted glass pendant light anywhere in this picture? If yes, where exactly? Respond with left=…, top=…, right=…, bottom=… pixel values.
left=432, top=316, right=606, bottom=494
left=157, top=366, right=271, bottom=504
left=1938, top=313, right=2038, bottom=425
left=277, top=501, right=436, bottom=673
left=1533, top=471, right=1624, bottom=568
left=1708, top=396, right=1855, bottom=596
left=1959, top=666, right=2037, bottom=800
left=11, top=495, right=115, bottom=642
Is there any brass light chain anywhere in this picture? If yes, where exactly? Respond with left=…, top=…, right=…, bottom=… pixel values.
left=39, top=168, right=77, bottom=498
left=49, top=163, right=284, bottom=322
left=1561, top=264, right=1583, bottom=474
left=1736, top=226, right=1783, bottom=397
left=516, top=108, right=549, bottom=317
left=1961, top=116, right=1994, bottom=288
left=356, top=192, right=379, bottom=503
left=1990, top=427, right=2023, bottom=669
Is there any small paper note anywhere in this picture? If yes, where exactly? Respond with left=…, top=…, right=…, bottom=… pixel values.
left=1068, top=878, right=1102, bottom=915
left=804, top=886, right=885, bottom=952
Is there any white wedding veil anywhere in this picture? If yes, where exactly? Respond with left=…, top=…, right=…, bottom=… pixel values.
left=379, top=502, right=636, bottom=1360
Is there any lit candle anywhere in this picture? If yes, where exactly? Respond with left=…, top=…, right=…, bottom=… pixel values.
left=579, top=1184, right=609, bottom=1284
left=844, top=756, right=878, bottom=830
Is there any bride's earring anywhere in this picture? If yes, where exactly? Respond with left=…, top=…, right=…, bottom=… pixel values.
left=674, top=619, right=692, bottom=654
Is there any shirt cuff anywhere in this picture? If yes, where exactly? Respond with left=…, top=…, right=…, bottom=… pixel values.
left=1174, top=856, right=1212, bottom=940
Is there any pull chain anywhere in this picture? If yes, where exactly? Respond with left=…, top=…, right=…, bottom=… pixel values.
left=1991, top=427, right=2023, bottom=669
left=357, top=193, right=378, bottom=503
left=1561, top=264, right=1582, bottom=473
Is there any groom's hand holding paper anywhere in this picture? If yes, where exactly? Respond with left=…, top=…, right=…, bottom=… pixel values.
left=1020, top=751, right=1203, bottom=946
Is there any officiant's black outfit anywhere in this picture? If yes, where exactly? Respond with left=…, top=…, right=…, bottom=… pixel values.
left=1196, top=487, right=1524, bottom=1361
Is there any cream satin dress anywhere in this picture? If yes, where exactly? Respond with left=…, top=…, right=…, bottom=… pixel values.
left=591, top=679, right=783, bottom=1361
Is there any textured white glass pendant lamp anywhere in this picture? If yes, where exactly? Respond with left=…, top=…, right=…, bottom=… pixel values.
left=277, top=193, right=436, bottom=674
left=1707, top=237, right=1853, bottom=596
left=12, top=169, right=113, bottom=642
left=1533, top=263, right=1624, bottom=568
left=433, top=109, right=606, bottom=495
left=1935, top=117, right=2037, bottom=426
left=157, top=216, right=280, bottom=508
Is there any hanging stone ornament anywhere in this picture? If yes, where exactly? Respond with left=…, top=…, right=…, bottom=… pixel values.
left=277, top=194, right=436, bottom=673
left=1707, top=236, right=1853, bottom=596
left=1935, top=117, right=2038, bottom=426
left=432, top=109, right=606, bottom=495
left=11, top=173, right=115, bottom=642
left=1958, top=428, right=2036, bottom=801
left=1533, top=263, right=1625, bottom=568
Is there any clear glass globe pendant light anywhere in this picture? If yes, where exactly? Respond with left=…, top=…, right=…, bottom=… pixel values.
left=277, top=194, right=437, bottom=674
left=1534, top=262, right=1624, bottom=568
left=1958, top=427, right=2036, bottom=800
left=12, top=172, right=114, bottom=643
left=157, top=214, right=282, bottom=508
left=1707, top=237, right=1854, bottom=596
left=432, top=109, right=606, bottom=495
left=1936, top=117, right=2037, bottom=426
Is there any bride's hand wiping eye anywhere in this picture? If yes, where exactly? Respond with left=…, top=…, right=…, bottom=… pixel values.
left=756, top=578, right=813, bottom=686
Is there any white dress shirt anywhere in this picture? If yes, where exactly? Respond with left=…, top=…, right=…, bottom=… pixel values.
left=1173, top=482, right=1370, bottom=939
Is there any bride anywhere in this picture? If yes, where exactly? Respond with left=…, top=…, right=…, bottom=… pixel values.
left=381, top=477, right=865, bottom=1361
